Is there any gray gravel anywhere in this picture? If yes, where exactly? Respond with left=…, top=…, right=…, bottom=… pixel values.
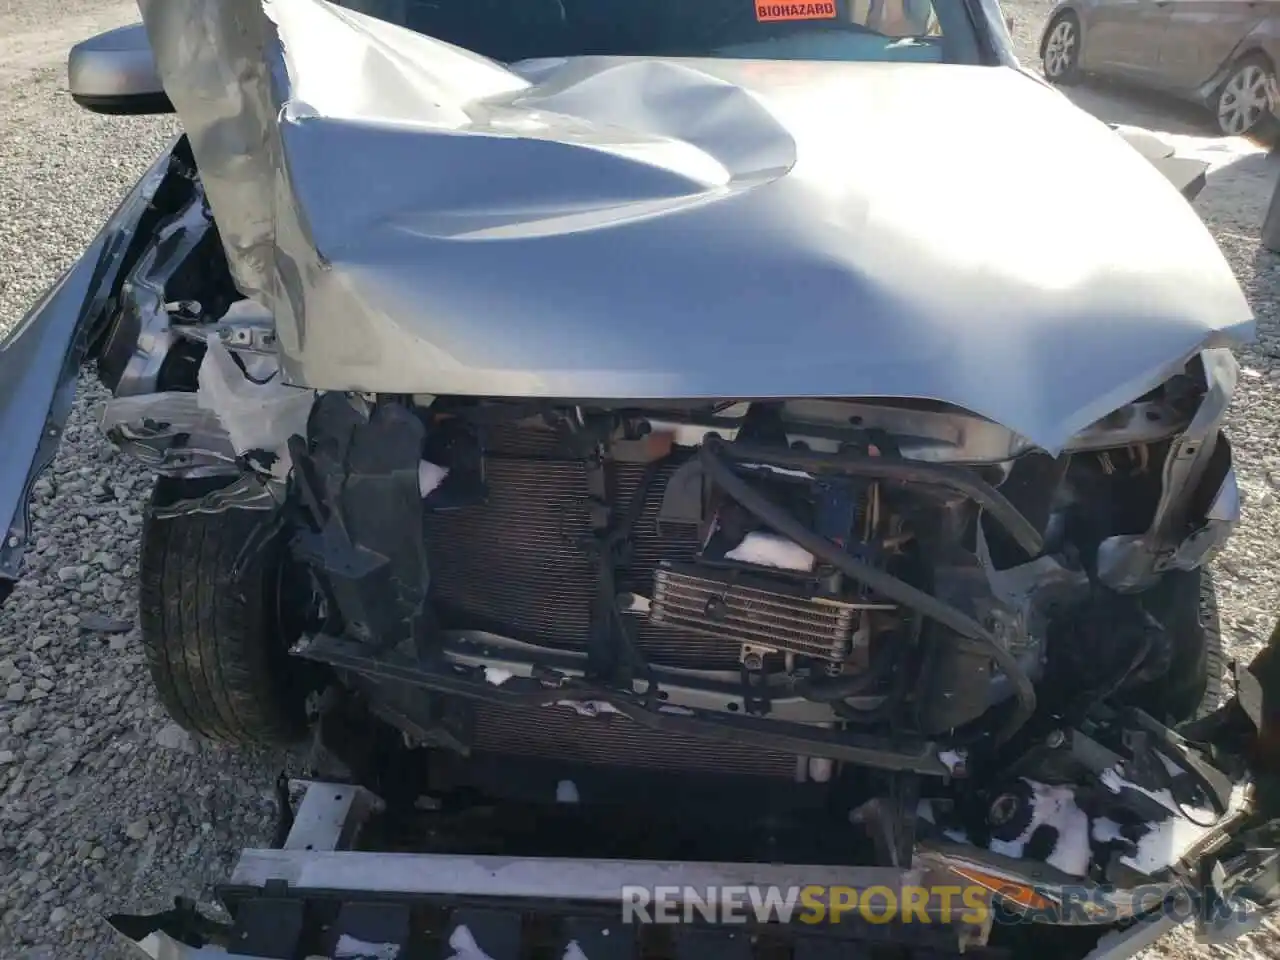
left=0, top=2, right=1278, bottom=958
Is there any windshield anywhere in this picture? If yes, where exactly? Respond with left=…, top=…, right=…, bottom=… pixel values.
left=334, top=0, right=983, bottom=65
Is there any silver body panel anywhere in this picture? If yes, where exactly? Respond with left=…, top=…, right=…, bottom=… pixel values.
left=137, top=0, right=1253, bottom=454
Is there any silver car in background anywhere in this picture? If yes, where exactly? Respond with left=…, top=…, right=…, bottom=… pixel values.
left=1039, top=0, right=1280, bottom=135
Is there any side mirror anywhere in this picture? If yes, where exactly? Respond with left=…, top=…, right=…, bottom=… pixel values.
left=68, top=23, right=174, bottom=116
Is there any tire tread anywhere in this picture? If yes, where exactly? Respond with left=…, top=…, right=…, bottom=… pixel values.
left=138, top=481, right=304, bottom=745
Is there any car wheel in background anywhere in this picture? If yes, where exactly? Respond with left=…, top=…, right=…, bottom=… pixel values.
left=1041, top=11, right=1082, bottom=85
left=1214, top=53, right=1276, bottom=137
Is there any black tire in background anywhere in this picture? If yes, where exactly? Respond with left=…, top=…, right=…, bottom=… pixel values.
left=1041, top=11, right=1083, bottom=85
left=1126, top=568, right=1225, bottom=723
left=138, top=477, right=312, bottom=745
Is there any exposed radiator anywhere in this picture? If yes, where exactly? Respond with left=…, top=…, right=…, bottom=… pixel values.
left=472, top=702, right=800, bottom=779
left=423, top=425, right=744, bottom=669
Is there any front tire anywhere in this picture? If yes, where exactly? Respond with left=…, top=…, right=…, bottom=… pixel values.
left=138, top=477, right=311, bottom=745
left=1127, top=568, right=1224, bottom=723
left=1041, top=12, right=1082, bottom=85
left=1213, top=53, right=1276, bottom=137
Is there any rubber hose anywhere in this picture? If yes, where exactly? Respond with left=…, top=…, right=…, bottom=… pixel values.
left=713, top=440, right=1044, bottom=557
left=699, top=440, right=1037, bottom=744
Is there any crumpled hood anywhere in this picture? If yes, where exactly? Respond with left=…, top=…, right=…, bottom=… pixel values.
left=137, top=0, right=1253, bottom=453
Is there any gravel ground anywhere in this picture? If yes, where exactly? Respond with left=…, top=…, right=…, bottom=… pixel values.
left=0, top=3, right=1279, bottom=959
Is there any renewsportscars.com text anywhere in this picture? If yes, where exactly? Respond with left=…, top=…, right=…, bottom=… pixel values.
left=620, top=884, right=1254, bottom=927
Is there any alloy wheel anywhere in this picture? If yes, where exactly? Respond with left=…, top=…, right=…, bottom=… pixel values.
left=1043, top=18, right=1077, bottom=80
left=1218, top=62, right=1273, bottom=136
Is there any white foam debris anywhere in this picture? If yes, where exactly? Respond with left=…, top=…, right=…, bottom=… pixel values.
left=445, top=926, right=498, bottom=960
left=938, top=750, right=967, bottom=775
left=557, top=779, right=580, bottom=803
left=1124, top=813, right=1217, bottom=875
left=563, top=941, right=591, bottom=960
left=1120, top=782, right=1249, bottom=875
left=483, top=667, right=513, bottom=686
left=725, top=531, right=815, bottom=571
left=1100, top=766, right=1187, bottom=818
left=1099, top=766, right=1249, bottom=876
left=986, top=779, right=1091, bottom=877
left=1091, top=817, right=1126, bottom=844
left=197, top=338, right=314, bottom=479
left=335, top=933, right=401, bottom=960
left=418, top=460, right=450, bottom=497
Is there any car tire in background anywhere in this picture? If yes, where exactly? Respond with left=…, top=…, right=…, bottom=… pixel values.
left=1126, top=568, right=1225, bottom=723
left=138, top=477, right=313, bottom=745
left=1040, top=11, right=1082, bottom=85
left=1213, top=52, right=1276, bottom=137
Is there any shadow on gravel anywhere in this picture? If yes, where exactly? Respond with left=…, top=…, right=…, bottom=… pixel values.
left=1058, top=76, right=1280, bottom=152
left=1201, top=151, right=1278, bottom=226
left=1060, top=79, right=1220, bottom=136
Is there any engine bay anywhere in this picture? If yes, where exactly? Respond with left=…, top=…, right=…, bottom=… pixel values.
left=277, top=384, right=1221, bottom=751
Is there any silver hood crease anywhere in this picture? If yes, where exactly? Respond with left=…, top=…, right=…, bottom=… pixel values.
left=137, top=0, right=1254, bottom=453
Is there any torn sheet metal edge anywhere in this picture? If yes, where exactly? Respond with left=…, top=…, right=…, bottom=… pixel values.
left=100, top=391, right=239, bottom=478
left=0, top=142, right=178, bottom=583
left=1096, top=347, right=1239, bottom=593
left=1110, top=124, right=1209, bottom=201
left=107, top=192, right=211, bottom=398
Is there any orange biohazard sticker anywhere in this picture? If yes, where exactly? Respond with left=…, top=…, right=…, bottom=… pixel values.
left=755, top=1, right=837, bottom=21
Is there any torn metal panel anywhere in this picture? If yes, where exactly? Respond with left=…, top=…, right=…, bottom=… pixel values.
left=0, top=143, right=177, bottom=584
left=1096, top=347, right=1241, bottom=593
left=138, top=0, right=1253, bottom=454
left=100, top=391, right=238, bottom=477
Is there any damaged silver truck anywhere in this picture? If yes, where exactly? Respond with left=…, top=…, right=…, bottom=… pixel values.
left=3, top=0, right=1280, bottom=956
